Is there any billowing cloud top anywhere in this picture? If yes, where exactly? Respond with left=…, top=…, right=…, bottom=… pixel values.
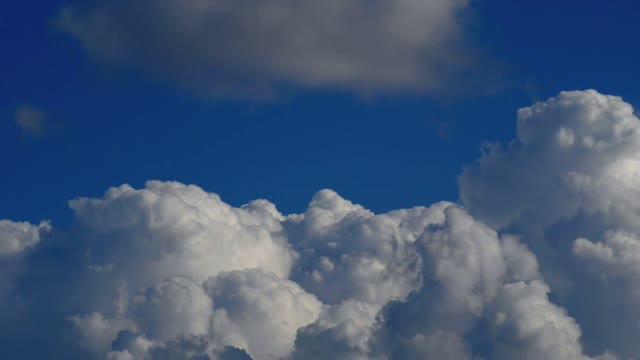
left=460, top=90, right=640, bottom=229
left=0, top=219, right=49, bottom=255
left=2, top=89, right=639, bottom=359
left=58, top=0, right=478, bottom=96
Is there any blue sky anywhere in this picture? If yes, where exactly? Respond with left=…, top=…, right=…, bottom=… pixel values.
left=2, top=0, right=640, bottom=222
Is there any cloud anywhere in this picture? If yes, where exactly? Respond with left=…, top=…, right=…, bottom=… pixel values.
left=5, top=89, right=640, bottom=359
left=367, top=206, right=596, bottom=360
left=574, top=231, right=640, bottom=281
left=67, top=181, right=295, bottom=288
left=14, top=106, right=48, bottom=136
left=204, top=269, right=322, bottom=359
left=459, top=90, right=640, bottom=230
left=459, top=89, right=640, bottom=358
left=487, top=281, right=585, bottom=360
left=57, top=0, right=485, bottom=97
left=0, top=181, right=606, bottom=359
left=89, top=269, right=321, bottom=359
left=0, top=219, right=49, bottom=256
left=287, top=189, right=449, bottom=306
left=69, top=312, right=137, bottom=354
left=292, top=299, right=380, bottom=360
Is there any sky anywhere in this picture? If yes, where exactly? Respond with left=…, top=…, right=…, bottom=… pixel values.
left=3, top=0, right=639, bottom=225
left=2, top=1, right=640, bottom=359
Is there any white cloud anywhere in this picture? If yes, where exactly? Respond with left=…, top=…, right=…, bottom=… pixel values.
left=293, top=202, right=602, bottom=360
left=5, top=90, right=640, bottom=358
left=0, top=219, right=49, bottom=256
left=403, top=331, right=473, bottom=360
left=459, top=90, right=640, bottom=230
left=460, top=89, right=640, bottom=358
left=368, top=205, right=600, bottom=360
left=572, top=231, right=640, bottom=356
left=68, top=181, right=295, bottom=289
left=292, top=299, right=380, bottom=360
left=0, top=180, right=612, bottom=359
left=288, top=189, right=449, bottom=306
left=204, top=269, right=322, bottom=359
left=130, top=277, right=213, bottom=342
left=69, top=312, right=136, bottom=354
left=57, top=0, right=485, bottom=97
left=574, top=231, right=640, bottom=281
left=487, top=280, right=586, bottom=360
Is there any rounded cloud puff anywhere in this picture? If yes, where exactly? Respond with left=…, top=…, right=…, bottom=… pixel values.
left=461, top=89, right=640, bottom=358
left=460, top=89, right=640, bottom=229
left=0, top=219, right=49, bottom=256
left=68, top=180, right=295, bottom=288
left=0, top=180, right=612, bottom=359
left=288, top=189, right=450, bottom=306
left=205, top=269, right=323, bottom=359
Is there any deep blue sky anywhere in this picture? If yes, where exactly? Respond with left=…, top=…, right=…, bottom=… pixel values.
left=3, top=0, right=640, bottom=226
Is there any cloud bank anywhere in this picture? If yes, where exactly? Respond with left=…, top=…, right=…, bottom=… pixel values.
left=1, top=89, right=639, bottom=359
left=58, top=0, right=481, bottom=97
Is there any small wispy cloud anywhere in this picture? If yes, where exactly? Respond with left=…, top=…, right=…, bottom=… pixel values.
left=15, top=106, right=48, bottom=136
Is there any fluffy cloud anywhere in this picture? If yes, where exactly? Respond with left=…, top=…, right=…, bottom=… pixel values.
left=0, top=219, right=49, bottom=256
left=91, top=269, right=321, bottom=359
left=292, top=299, right=380, bottom=360
left=0, top=180, right=612, bottom=359
left=68, top=180, right=295, bottom=288
left=70, top=312, right=137, bottom=354
left=487, top=281, right=585, bottom=360
left=460, top=89, right=640, bottom=358
left=130, top=277, right=213, bottom=342
left=287, top=189, right=449, bottom=306
left=0, top=219, right=52, bottom=350
left=204, top=269, right=322, bottom=359
left=5, top=89, right=640, bottom=359
left=57, top=0, right=481, bottom=96
left=460, top=90, right=640, bottom=230
left=572, top=231, right=640, bottom=356
left=574, top=231, right=640, bottom=282
left=367, top=206, right=603, bottom=360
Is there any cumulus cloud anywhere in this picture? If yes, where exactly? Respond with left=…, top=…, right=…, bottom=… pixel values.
left=0, top=179, right=614, bottom=359
left=90, top=269, right=321, bottom=359
left=6, top=89, right=640, bottom=359
left=460, top=89, right=640, bottom=358
left=0, top=219, right=52, bottom=344
left=367, top=206, right=598, bottom=360
left=130, top=277, right=213, bottom=342
left=292, top=299, right=380, bottom=360
left=70, top=312, right=137, bottom=354
left=57, top=0, right=485, bottom=97
left=460, top=90, right=640, bottom=230
left=0, top=219, right=49, bottom=256
left=287, top=189, right=449, bottom=306
left=487, top=281, right=585, bottom=360
left=572, top=231, right=640, bottom=356
left=574, top=231, right=640, bottom=281
left=204, top=269, right=322, bottom=359
left=68, top=181, right=295, bottom=288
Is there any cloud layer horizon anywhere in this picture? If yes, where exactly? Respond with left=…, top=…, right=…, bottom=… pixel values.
left=2, top=89, right=639, bottom=359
